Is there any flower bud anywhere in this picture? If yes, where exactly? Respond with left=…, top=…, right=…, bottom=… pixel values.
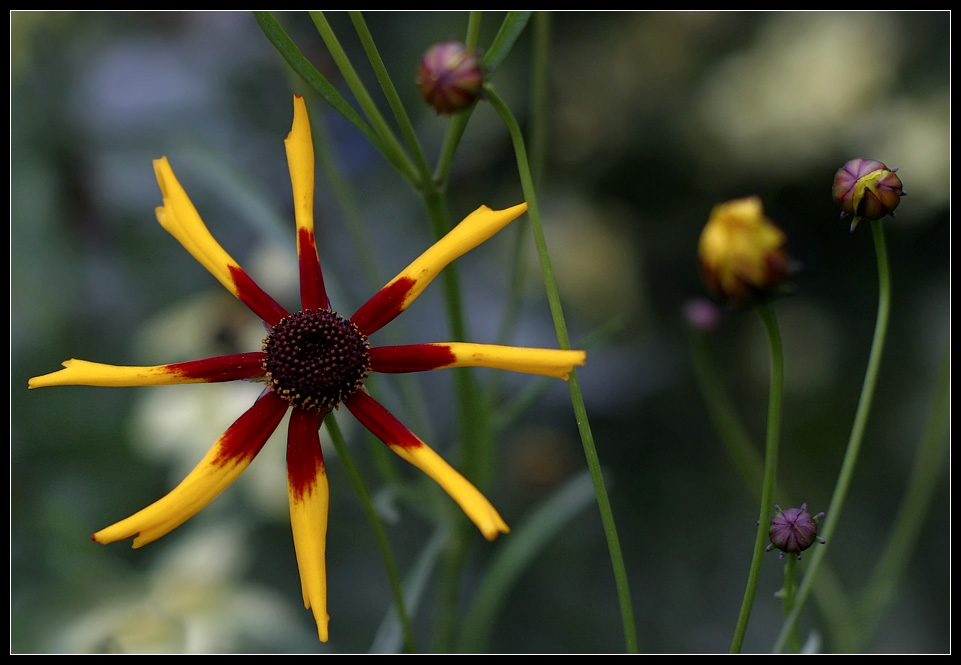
left=832, top=158, right=905, bottom=231
left=698, top=197, right=789, bottom=305
left=766, top=503, right=825, bottom=560
left=682, top=298, right=722, bottom=333
left=415, top=41, right=484, bottom=115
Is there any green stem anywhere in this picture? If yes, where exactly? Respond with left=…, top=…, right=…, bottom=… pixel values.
left=781, top=556, right=801, bottom=653
left=254, top=12, right=381, bottom=150
left=482, top=11, right=533, bottom=71
left=324, top=413, right=417, bottom=653
left=688, top=330, right=765, bottom=490
left=688, top=325, right=858, bottom=648
left=772, top=218, right=892, bottom=653
left=529, top=12, right=551, bottom=188
left=464, top=11, right=483, bottom=50
left=848, top=342, right=950, bottom=651
left=487, top=11, right=552, bottom=403
left=485, top=84, right=638, bottom=654
left=306, top=103, right=383, bottom=292
left=729, top=301, right=783, bottom=653
left=308, top=11, right=420, bottom=186
left=348, top=12, right=434, bottom=185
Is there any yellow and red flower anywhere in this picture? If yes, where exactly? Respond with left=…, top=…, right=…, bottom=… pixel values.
left=698, top=196, right=789, bottom=306
left=29, top=95, right=585, bottom=643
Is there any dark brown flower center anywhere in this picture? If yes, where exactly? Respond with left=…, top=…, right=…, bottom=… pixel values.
left=263, top=309, right=371, bottom=411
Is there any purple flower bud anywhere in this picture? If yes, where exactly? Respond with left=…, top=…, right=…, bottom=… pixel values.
left=415, top=41, right=484, bottom=115
left=766, top=503, right=825, bottom=560
left=832, top=158, right=905, bottom=231
left=682, top=298, right=722, bottom=333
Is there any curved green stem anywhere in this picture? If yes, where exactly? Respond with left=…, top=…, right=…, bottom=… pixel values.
left=324, top=413, right=417, bottom=653
left=348, top=12, right=434, bottom=186
left=308, top=11, right=420, bottom=186
left=729, top=301, right=783, bottom=653
left=688, top=329, right=765, bottom=490
left=255, top=12, right=381, bottom=149
left=688, top=325, right=858, bottom=647
left=485, top=84, right=638, bottom=654
left=772, top=218, right=892, bottom=653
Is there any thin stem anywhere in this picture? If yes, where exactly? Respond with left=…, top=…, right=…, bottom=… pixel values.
left=308, top=11, right=420, bottom=186
left=729, top=301, right=783, bottom=653
left=772, top=218, right=892, bottom=652
left=688, top=330, right=765, bottom=490
left=688, top=325, right=858, bottom=647
left=464, top=11, right=483, bottom=50
left=482, top=11, right=533, bottom=71
left=306, top=104, right=382, bottom=293
left=254, top=12, right=380, bottom=149
left=487, top=11, right=552, bottom=403
left=324, top=413, right=417, bottom=653
left=348, top=12, right=434, bottom=186
left=847, top=341, right=950, bottom=651
left=486, top=84, right=638, bottom=654
left=433, top=11, right=510, bottom=188
left=781, top=556, right=801, bottom=653
left=529, top=11, right=552, bottom=188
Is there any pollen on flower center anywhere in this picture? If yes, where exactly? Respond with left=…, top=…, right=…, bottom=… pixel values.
left=263, top=309, right=371, bottom=411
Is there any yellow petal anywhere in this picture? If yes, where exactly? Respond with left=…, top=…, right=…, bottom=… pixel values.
left=351, top=203, right=528, bottom=335
left=153, top=156, right=242, bottom=297
left=153, top=157, right=288, bottom=325
left=285, top=95, right=316, bottom=245
left=93, top=391, right=288, bottom=548
left=391, top=438, right=510, bottom=541
left=286, top=408, right=330, bottom=643
left=369, top=343, right=586, bottom=380
left=28, top=354, right=266, bottom=389
left=345, top=391, right=509, bottom=540
left=285, top=95, right=328, bottom=311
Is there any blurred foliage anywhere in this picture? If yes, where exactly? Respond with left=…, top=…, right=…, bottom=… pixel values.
left=12, top=11, right=948, bottom=653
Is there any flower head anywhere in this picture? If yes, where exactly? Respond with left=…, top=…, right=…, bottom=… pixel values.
left=766, top=503, right=825, bottom=560
left=698, top=196, right=789, bottom=305
left=29, top=95, right=585, bottom=643
left=415, top=41, right=484, bottom=114
left=832, top=158, right=905, bottom=232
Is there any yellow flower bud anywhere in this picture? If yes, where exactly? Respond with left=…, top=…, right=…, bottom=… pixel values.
left=698, top=197, right=789, bottom=305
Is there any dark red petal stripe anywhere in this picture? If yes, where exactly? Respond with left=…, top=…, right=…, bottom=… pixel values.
left=286, top=406, right=326, bottom=501
left=213, top=389, right=289, bottom=466
left=368, top=344, right=456, bottom=373
left=229, top=265, right=290, bottom=327
left=349, top=277, right=417, bottom=337
left=343, top=390, right=422, bottom=451
left=168, top=352, right=268, bottom=382
left=298, top=227, right=330, bottom=312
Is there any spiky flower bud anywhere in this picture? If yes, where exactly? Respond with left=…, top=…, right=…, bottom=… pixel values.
left=832, top=158, right=905, bottom=231
left=766, top=503, right=825, bottom=560
left=698, top=197, right=790, bottom=306
left=415, top=41, right=484, bottom=115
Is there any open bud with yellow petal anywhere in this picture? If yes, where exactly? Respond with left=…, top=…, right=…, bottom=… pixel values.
left=416, top=41, right=484, bottom=114
left=832, top=158, right=905, bottom=232
left=698, top=197, right=790, bottom=306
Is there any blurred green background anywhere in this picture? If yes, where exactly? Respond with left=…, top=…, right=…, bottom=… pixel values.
left=12, top=11, right=949, bottom=653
